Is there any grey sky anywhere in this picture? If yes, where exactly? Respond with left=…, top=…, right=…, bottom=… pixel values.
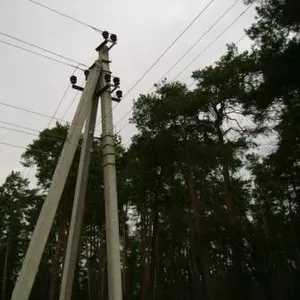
left=0, top=0, right=256, bottom=184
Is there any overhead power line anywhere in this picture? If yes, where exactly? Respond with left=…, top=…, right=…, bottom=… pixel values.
left=113, top=6, right=252, bottom=137
left=0, top=125, right=38, bottom=137
left=60, top=90, right=80, bottom=121
left=47, top=68, right=80, bottom=128
left=113, top=0, right=239, bottom=130
left=188, top=33, right=247, bottom=89
left=0, top=121, right=107, bottom=169
left=60, top=80, right=86, bottom=122
left=28, top=0, right=103, bottom=34
left=47, top=84, right=72, bottom=127
left=173, top=4, right=252, bottom=80
left=0, top=101, right=68, bottom=122
left=0, top=33, right=83, bottom=133
left=157, top=0, right=240, bottom=83
left=0, top=141, right=26, bottom=150
left=0, top=140, right=104, bottom=181
left=0, top=39, right=85, bottom=71
left=0, top=121, right=102, bottom=149
left=0, top=120, right=39, bottom=133
left=122, top=0, right=216, bottom=100
left=0, top=100, right=101, bottom=134
left=0, top=31, right=87, bottom=67
left=0, top=140, right=103, bottom=165
left=95, top=0, right=216, bottom=128
left=0, top=124, right=80, bottom=147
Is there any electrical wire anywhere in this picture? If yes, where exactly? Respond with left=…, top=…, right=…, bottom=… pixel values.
left=28, top=0, right=103, bottom=34
left=113, top=0, right=241, bottom=130
left=0, top=39, right=85, bottom=71
left=60, top=82, right=83, bottom=121
left=95, top=0, right=216, bottom=128
left=0, top=141, right=25, bottom=150
left=0, top=125, right=37, bottom=137
left=0, top=31, right=88, bottom=67
left=121, top=0, right=216, bottom=100
left=47, top=67, right=79, bottom=127
left=47, top=84, right=72, bottom=127
left=188, top=33, right=248, bottom=89
left=173, top=5, right=252, bottom=81
left=0, top=96, right=101, bottom=135
left=0, top=121, right=105, bottom=153
left=0, top=139, right=104, bottom=180
left=156, top=0, right=240, bottom=85
left=113, top=8, right=252, bottom=143
left=0, top=122, right=76, bottom=144
left=0, top=140, right=103, bottom=170
left=0, top=124, right=82, bottom=148
left=0, top=124, right=106, bottom=162
left=0, top=101, right=68, bottom=122
left=0, top=120, right=39, bottom=133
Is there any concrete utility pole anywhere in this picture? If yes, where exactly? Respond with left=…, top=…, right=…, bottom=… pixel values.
left=11, top=31, right=123, bottom=300
left=11, top=63, right=101, bottom=300
left=59, top=91, right=99, bottom=300
left=98, top=44, right=123, bottom=300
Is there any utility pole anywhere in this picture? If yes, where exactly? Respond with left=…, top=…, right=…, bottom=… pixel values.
left=59, top=92, right=99, bottom=300
left=98, top=43, right=123, bottom=300
left=11, top=31, right=123, bottom=300
left=11, top=63, right=101, bottom=300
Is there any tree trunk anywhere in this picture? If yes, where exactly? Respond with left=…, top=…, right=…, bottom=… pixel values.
left=48, top=216, right=66, bottom=300
left=186, top=166, right=212, bottom=300
left=122, top=205, right=129, bottom=300
left=149, top=201, right=159, bottom=300
left=2, top=240, right=11, bottom=300
left=99, top=254, right=107, bottom=300
left=86, top=241, right=93, bottom=300
left=215, top=119, right=250, bottom=299
left=140, top=212, right=151, bottom=300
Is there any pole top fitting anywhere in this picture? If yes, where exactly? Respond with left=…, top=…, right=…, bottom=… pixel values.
left=96, top=41, right=108, bottom=52
left=96, top=32, right=117, bottom=52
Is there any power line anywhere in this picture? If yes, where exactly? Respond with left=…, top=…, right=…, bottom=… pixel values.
left=95, top=0, right=216, bottom=129
left=0, top=39, right=85, bottom=71
left=60, top=82, right=83, bottom=121
left=0, top=143, right=104, bottom=182
left=115, top=121, right=131, bottom=137
left=0, top=124, right=82, bottom=148
left=156, top=0, right=240, bottom=85
left=0, top=122, right=101, bottom=150
left=47, top=68, right=79, bottom=127
left=0, top=101, right=68, bottom=122
left=173, top=4, right=252, bottom=81
left=0, top=99, right=102, bottom=134
left=0, top=140, right=103, bottom=167
left=113, top=1, right=243, bottom=130
left=0, top=122, right=72, bottom=144
left=0, top=121, right=103, bottom=150
left=235, top=33, right=247, bottom=45
left=113, top=8, right=251, bottom=140
left=47, top=84, right=72, bottom=127
left=0, top=121, right=40, bottom=179
left=0, top=31, right=88, bottom=67
left=0, top=125, right=37, bottom=137
left=122, top=0, right=216, bottom=100
left=0, top=141, right=26, bottom=150
left=188, top=33, right=248, bottom=89
left=28, top=0, right=103, bottom=34
left=0, top=120, right=39, bottom=133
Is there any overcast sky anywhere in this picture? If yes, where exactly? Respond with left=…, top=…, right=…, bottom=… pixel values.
left=0, top=0, right=256, bottom=184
